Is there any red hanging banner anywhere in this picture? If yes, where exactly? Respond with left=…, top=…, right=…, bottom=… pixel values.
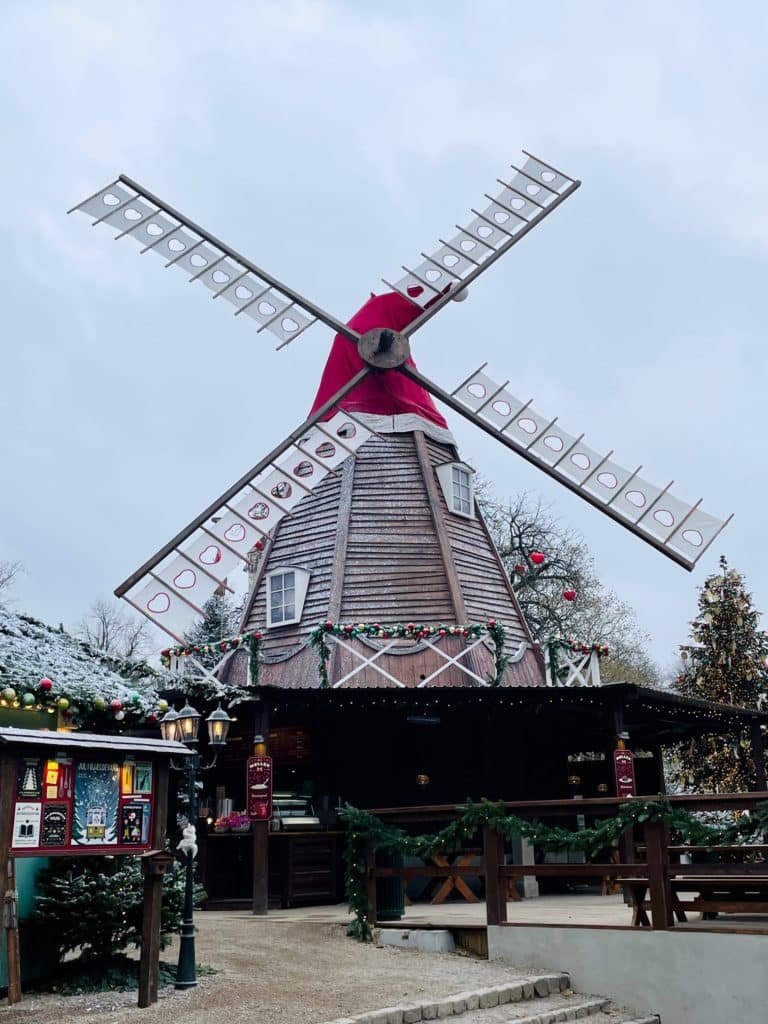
left=613, top=748, right=636, bottom=798
left=247, top=755, right=273, bottom=820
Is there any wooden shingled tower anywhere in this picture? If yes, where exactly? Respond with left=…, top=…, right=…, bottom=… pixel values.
left=236, top=295, right=543, bottom=688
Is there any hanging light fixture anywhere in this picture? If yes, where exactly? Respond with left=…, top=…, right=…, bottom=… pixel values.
left=176, top=701, right=202, bottom=745
left=159, top=707, right=180, bottom=743
left=206, top=703, right=232, bottom=747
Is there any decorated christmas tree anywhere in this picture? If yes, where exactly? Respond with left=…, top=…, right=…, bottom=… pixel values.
left=673, top=556, right=768, bottom=792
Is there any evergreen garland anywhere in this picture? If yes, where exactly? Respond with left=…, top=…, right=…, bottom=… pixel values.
left=161, top=629, right=263, bottom=687
left=309, top=620, right=508, bottom=688
left=340, top=798, right=768, bottom=941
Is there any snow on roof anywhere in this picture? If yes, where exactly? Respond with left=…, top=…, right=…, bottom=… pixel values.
left=0, top=606, right=160, bottom=707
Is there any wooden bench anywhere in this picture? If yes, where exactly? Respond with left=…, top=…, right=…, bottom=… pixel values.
left=625, top=875, right=768, bottom=926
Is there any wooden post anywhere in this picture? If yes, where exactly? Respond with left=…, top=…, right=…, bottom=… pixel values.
left=482, top=824, right=507, bottom=926
left=0, top=753, right=20, bottom=1004
left=749, top=721, right=767, bottom=792
left=138, top=856, right=165, bottom=1008
left=364, top=839, right=377, bottom=928
left=252, top=820, right=269, bottom=915
left=644, top=820, right=673, bottom=929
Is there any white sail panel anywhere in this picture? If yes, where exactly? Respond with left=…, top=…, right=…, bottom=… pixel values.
left=155, top=554, right=221, bottom=609
left=388, top=152, right=579, bottom=311
left=451, top=365, right=731, bottom=569
left=130, top=580, right=197, bottom=640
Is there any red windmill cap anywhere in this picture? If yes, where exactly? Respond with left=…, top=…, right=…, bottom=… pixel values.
left=308, top=292, right=448, bottom=429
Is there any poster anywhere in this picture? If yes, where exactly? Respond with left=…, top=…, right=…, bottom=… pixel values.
left=41, top=803, right=70, bottom=846
left=247, top=755, right=273, bottom=820
left=17, top=759, right=42, bottom=799
left=12, top=803, right=41, bottom=848
left=120, top=799, right=151, bottom=845
left=133, top=762, right=153, bottom=794
left=613, top=748, right=637, bottom=798
left=72, top=762, right=119, bottom=846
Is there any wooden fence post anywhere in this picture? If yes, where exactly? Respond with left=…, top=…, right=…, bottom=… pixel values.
left=482, top=825, right=507, bottom=926
left=364, top=839, right=377, bottom=928
left=645, top=820, right=673, bottom=929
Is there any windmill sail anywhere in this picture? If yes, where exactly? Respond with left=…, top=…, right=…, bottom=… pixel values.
left=121, top=410, right=372, bottom=641
left=402, top=363, right=731, bottom=571
left=68, top=176, right=358, bottom=348
left=386, top=152, right=580, bottom=332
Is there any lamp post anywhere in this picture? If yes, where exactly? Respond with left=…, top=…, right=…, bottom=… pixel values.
left=160, top=700, right=231, bottom=989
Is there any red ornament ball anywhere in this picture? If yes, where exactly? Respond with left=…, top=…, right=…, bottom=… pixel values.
left=530, top=551, right=546, bottom=565
left=563, top=589, right=577, bottom=602
left=110, top=699, right=123, bottom=711
left=513, top=564, right=526, bottom=574
left=40, top=677, right=54, bottom=691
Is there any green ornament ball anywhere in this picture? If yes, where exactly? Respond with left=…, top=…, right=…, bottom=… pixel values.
left=93, top=697, right=107, bottom=711
left=158, top=699, right=169, bottom=713
left=56, top=697, right=70, bottom=711
left=2, top=687, right=16, bottom=702
left=21, top=692, right=35, bottom=707
left=129, top=691, right=141, bottom=704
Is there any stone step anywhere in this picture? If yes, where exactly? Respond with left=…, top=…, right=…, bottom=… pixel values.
left=320, top=972, right=660, bottom=1024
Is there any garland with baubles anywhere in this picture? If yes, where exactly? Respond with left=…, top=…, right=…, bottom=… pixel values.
left=309, top=620, right=509, bottom=688
left=552, top=638, right=610, bottom=657
left=161, top=630, right=263, bottom=687
left=0, top=676, right=165, bottom=731
left=340, top=797, right=768, bottom=940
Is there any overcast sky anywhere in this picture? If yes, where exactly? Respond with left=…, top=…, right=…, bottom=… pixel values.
left=2, top=1, right=767, bottom=670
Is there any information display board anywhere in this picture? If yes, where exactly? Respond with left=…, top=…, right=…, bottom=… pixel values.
left=10, top=756, right=154, bottom=855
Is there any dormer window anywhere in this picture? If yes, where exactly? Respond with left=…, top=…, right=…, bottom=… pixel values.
left=266, top=567, right=310, bottom=627
left=435, top=461, right=475, bottom=519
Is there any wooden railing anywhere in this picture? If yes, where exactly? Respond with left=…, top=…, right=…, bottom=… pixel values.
left=362, top=793, right=768, bottom=931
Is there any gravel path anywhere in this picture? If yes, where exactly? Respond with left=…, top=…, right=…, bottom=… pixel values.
left=0, top=914, right=548, bottom=1024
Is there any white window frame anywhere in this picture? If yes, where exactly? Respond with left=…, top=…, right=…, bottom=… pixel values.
left=265, top=567, right=310, bottom=627
left=435, top=461, right=476, bottom=519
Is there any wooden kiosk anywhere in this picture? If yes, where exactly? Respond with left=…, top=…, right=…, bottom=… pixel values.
left=0, top=727, right=191, bottom=1006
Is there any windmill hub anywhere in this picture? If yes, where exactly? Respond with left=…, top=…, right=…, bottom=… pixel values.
left=358, top=327, right=411, bottom=370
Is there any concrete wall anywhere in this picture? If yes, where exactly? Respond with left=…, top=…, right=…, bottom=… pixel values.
left=488, top=924, right=768, bottom=1024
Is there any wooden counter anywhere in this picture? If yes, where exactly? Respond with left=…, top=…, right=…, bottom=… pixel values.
left=201, top=829, right=344, bottom=910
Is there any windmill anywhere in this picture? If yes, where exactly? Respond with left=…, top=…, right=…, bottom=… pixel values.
left=69, top=152, right=732, bottom=687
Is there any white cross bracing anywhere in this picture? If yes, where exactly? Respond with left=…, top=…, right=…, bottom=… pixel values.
left=546, top=646, right=602, bottom=688
left=328, top=634, right=491, bottom=689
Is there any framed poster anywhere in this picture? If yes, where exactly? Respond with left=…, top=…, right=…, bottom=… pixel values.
left=133, top=762, right=153, bottom=794
left=12, top=803, right=41, bottom=848
left=41, top=803, right=70, bottom=847
left=120, top=799, right=151, bottom=845
left=72, top=762, right=120, bottom=846
left=17, top=759, right=42, bottom=799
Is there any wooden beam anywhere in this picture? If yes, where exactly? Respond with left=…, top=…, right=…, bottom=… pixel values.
left=413, top=430, right=468, bottom=623
left=0, top=753, right=20, bottom=1004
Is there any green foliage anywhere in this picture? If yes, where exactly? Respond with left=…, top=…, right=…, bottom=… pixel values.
left=673, top=556, right=768, bottom=792
left=182, top=593, right=245, bottom=670
left=340, top=798, right=768, bottom=941
left=26, top=855, right=204, bottom=965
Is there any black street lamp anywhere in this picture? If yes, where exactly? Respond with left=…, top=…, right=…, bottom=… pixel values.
left=161, top=701, right=232, bottom=989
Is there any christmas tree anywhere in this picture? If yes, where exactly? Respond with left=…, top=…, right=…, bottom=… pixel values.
left=181, top=592, right=244, bottom=671
left=673, top=556, right=768, bottom=792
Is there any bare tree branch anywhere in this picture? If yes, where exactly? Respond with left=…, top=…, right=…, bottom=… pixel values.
left=478, top=486, right=660, bottom=685
left=0, top=560, right=23, bottom=604
left=77, top=598, right=151, bottom=660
